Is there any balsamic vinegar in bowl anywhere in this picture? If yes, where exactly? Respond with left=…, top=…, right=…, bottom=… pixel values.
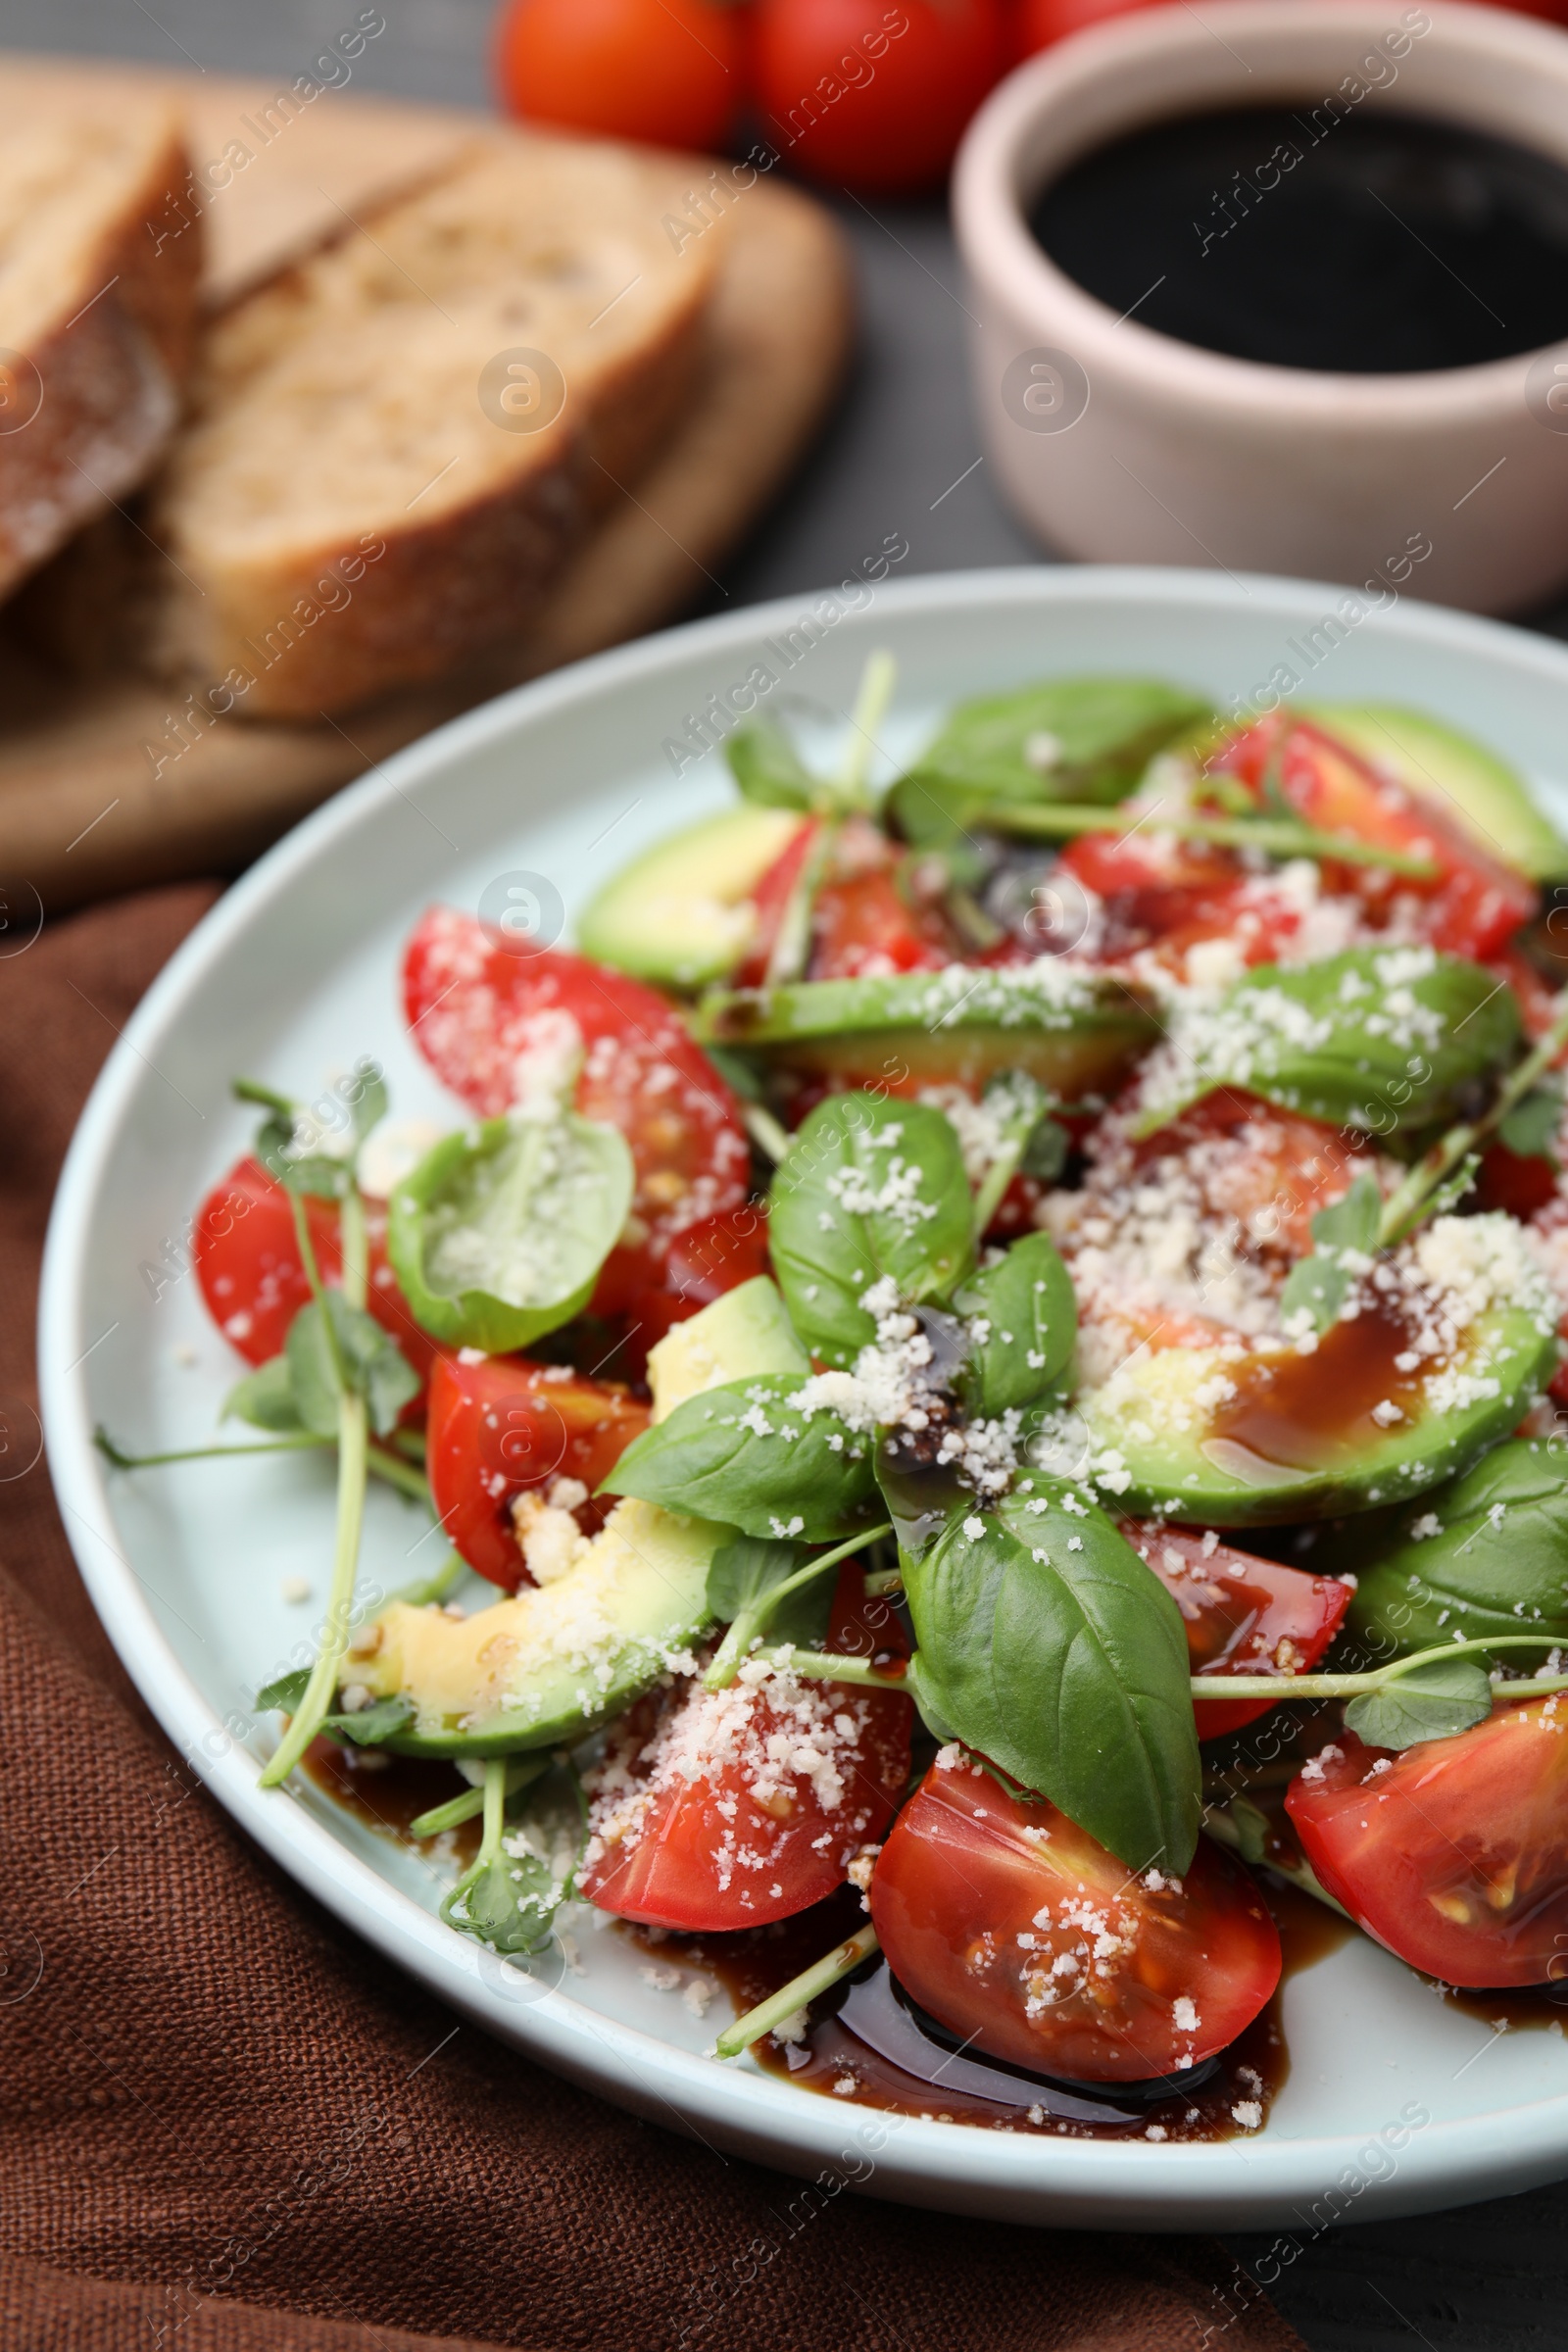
left=1030, top=105, right=1568, bottom=373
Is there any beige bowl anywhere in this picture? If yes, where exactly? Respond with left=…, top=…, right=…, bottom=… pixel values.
left=953, top=0, right=1568, bottom=612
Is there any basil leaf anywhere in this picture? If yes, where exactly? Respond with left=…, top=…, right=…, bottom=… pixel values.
left=1499, top=1078, right=1563, bottom=1163
left=1135, top=947, right=1522, bottom=1149
left=602, top=1375, right=879, bottom=1542
left=322, top=1694, right=416, bottom=1746
left=766, top=1094, right=975, bottom=1366
left=446, top=1764, right=587, bottom=1956
left=1278, top=1173, right=1382, bottom=1338
left=256, top=1668, right=311, bottom=1713
left=903, top=1481, right=1200, bottom=1871
left=1343, top=1655, right=1494, bottom=1750
left=955, top=1233, right=1077, bottom=1416
left=223, top=1353, right=304, bottom=1433
left=285, top=1295, right=421, bottom=1438
left=727, top=715, right=818, bottom=811
left=890, top=678, right=1211, bottom=871
left=1346, top=1440, right=1568, bottom=1662
left=388, top=1108, right=634, bottom=1353
left=696, top=966, right=1161, bottom=1102
left=706, top=1534, right=837, bottom=1649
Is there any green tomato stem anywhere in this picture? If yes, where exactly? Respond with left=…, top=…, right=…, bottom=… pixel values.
left=409, top=1753, right=549, bottom=1840
left=258, top=1386, right=368, bottom=1789
left=714, top=1923, right=880, bottom=2059
left=974, top=801, right=1441, bottom=878
left=704, top=1524, right=893, bottom=1690
left=1377, top=994, right=1568, bottom=1248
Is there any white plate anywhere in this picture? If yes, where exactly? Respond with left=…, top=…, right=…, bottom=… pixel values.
left=40, top=566, right=1568, bottom=2232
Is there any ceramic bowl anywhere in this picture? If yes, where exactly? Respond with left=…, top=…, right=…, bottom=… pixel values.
left=953, top=0, right=1568, bottom=612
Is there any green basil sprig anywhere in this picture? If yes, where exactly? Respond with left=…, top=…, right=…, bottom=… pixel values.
left=1345, top=1440, right=1568, bottom=1663
left=902, top=1481, right=1201, bottom=1872
left=954, top=1232, right=1077, bottom=1416
left=766, top=1093, right=974, bottom=1366
left=389, top=1107, right=633, bottom=1353
left=602, top=1375, right=879, bottom=1542
left=706, top=1534, right=841, bottom=1657
left=1136, top=947, right=1522, bottom=1148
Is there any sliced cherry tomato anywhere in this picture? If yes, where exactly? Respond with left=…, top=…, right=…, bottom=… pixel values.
left=579, top=1562, right=911, bottom=1930
left=1114, top=1093, right=1370, bottom=1264
left=1128, top=1525, right=1351, bottom=1739
left=810, top=868, right=959, bottom=979
left=1213, top=716, right=1537, bottom=960
left=426, top=1348, right=649, bottom=1591
left=735, top=819, right=818, bottom=989
left=753, top=0, right=1005, bottom=197
left=1476, top=1141, right=1560, bottom=1221
left=870, top=1749, right=1281, bottom=2082
left=402, top=907, right=750, bottom=1314
left=615, top=1205, right=773, bottom=1370
left=493, top=0, right=744, bottom=148
left=1286, top=1703, right=1568, bottom=1986
left=193, top=1157, right=435, bottom=1387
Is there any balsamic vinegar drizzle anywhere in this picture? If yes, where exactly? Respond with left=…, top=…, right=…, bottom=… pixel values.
left=1031, top=106, right=1568, bottom=373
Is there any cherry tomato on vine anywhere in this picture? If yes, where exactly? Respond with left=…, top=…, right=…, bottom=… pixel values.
left=870, top=1749, right=1281, bottom=2082
left=580, top=1562, right=911, bottom=1930
left=402, top=907, right=750, bottom=1316
left=753, top=0, right=1006, bottom=196
left=1129, top=1524, right=1350, bottom=1739
left=426, top=1348, right=650, bottom=1590
left=1286, top=1702, right=1568, bottom=1986
left=193, top=1157, right=434, bottom=1387
left=493, top=0, right=745, bottom=150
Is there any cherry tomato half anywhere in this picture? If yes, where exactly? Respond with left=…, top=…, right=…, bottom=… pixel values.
left=1129, top=1525, right=1351, bottom=1739
left=1286, top=1702, right=1568, bottom=1986
left=493, top=0, right=744, bottom=149
left=193, top=1157, right=434, bottom=1388
left=426, top=1348, right=649, bottom=1591
left=735, top=818, right=817, bottom=989
left=579, top=1562, right=911, bottom=1930
left=870, top=1748, right=1281, bottom=2082
left=402, top=907, right=750, bottom=1315
left=753, top=0, right=1005, bottom=197
left=1214, top=716, right=1537, bottom=962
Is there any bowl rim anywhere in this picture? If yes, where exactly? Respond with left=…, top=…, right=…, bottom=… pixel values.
left=953, top=0, right=1568, bottom=420
left=37, top=563, right=1568, bottom=2230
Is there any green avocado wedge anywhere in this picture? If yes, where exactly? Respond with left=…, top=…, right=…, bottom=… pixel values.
left=694, top=962, right=1160, bottom=1097
left=346, top=1279, right=803, bottom=1757
left=1303, top=703, right=1568, bottom=881
left=576, top=805, right=805, bottom=988
left=1068, top=1225, right=1560, bottom=1526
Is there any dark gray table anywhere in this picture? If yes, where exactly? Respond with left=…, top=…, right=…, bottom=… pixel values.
left=15, top=3, right=1567, bottom=2342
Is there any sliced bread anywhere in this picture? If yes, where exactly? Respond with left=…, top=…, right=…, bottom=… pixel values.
left=0, top=97, right=198, bottom=601
left=134, top=132, right=722, bottom=719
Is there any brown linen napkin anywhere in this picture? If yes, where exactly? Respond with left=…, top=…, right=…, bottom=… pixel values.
left=0, top=887, right=1305, bottom=2352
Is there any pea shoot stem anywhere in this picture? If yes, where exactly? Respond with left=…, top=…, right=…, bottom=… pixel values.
left=778, top=1646, right=908, bottom=1691
left=440, top=1755, right=511, bottom=1928
left=714, top=1924, right=880, bottom=2059
left=739, top=1100, right=795, bottom=1165
left=1377, top=993, right=1568, bottom=1248
left=837, top=650, right=897, bottom=804
left=94, top=1424, right=432, bottom=1507
left=973, top=801, right=1442, bottom=878
left=704, top=1524, right=893, bottom=1689
left=1191, top=1630, right=1568, bottom=1703
left=409, top=1754, right=549, bottom=1841
left=260, top=1186, right=372, bottom=1790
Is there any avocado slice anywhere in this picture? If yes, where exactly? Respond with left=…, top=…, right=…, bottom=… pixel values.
left=1303, top=703, right=1568, bottom=882
left=1069, top=1222, right=1559, bottom=1525
left=354, top=1277, right=803, bottom=1756
left=694, top=964, right=1160, bottom=1097
left=576, top=806, right=804, bottom=988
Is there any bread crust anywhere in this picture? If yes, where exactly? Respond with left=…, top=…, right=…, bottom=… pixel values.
left=0, top=120, right=200, bottom=601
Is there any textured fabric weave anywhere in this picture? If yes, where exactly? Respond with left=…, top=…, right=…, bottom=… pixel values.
left=0, top=887, right=1303, bottom=2352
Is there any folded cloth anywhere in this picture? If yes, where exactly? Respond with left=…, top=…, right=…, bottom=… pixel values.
left=0, top=887, right=1303, bottom=2352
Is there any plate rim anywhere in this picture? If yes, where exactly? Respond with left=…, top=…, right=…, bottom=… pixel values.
left=39, top=562, right=1568, bottom=2230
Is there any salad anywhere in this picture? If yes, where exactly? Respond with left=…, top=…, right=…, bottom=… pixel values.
left=105, top=659, right=1568, bottom=2128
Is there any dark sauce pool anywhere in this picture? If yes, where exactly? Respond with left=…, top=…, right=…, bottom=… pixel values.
left=1031, top=105, right=1568, bottom=372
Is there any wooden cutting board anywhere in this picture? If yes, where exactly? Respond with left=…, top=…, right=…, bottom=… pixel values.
left=0, top=56, right=854, bottom=915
